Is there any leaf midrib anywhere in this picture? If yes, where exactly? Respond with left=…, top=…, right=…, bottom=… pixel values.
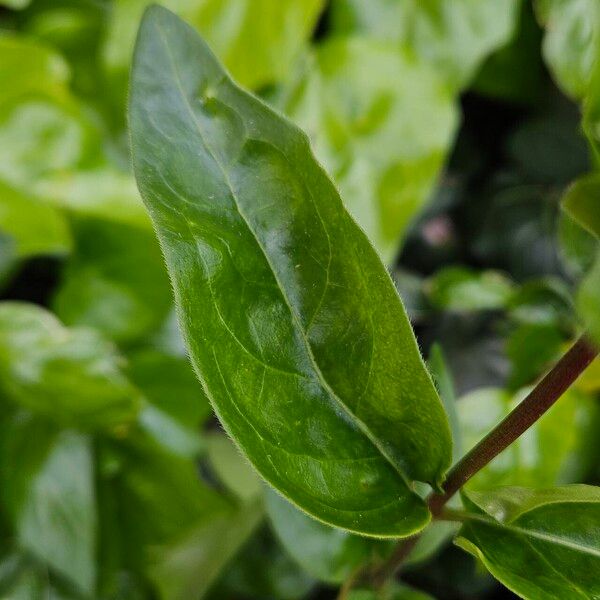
left=151, top=16, right=415, bottom=490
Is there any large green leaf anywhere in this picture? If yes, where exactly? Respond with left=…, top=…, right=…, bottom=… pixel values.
left=282, top=38, right=458, bottom=263
left=0, top=302, right=139, bottom=429
left=0, top=417, right=96, bottom=595
left=457, top=485, right=600, bottom=599
left=330, top=0, right=520, bottom=91
left=457, top=387, right=597, bottom=491
left=104, top=0, right=324, bottom=109
left=535, top=0, right=600, bottom=99
left=129, top=6, right=451, bottom=536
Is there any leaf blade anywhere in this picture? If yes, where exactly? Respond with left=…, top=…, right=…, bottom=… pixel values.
left=130, top=5, right=451, bottom=536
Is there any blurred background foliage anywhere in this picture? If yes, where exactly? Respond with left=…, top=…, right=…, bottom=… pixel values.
left=0, top=0, right=598, bottom=599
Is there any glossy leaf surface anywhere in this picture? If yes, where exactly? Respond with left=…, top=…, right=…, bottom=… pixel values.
left=457, top=485, right=600, bottom=599
left=130, top=6, right=451, bottom=536
left=282, top=38, right=458, bottom=263
left=0, top=302, right=140, bottom=429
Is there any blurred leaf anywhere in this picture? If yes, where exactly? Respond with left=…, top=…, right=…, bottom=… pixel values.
left=0, top=0, right=30, bottom=7
left=575, top=356, right=600, bottom=393
left=0, top=417, right=96, bottom=594
left=562, top=172, right=600, bottom=239
left=0, top=302, right=140, bottom=429
left=102, top=434, right=229, bottom=577
left=457, top=386, right=598, bottom=491
left=428, top=344, right=461, bottom=461
left=206, top=433, right=261, bottom=502
left=52, top=217, right=172, bottom=344
left=347, top=582, right=434, bottom=600
left=535, top=0, right=600, bottom=99
left=0, top=179, right=71, bottom=262
left=330, top=0, right=520, bottom=92
left=126, top=349, right=212, bottom=428
left=457, top=485, right=600, bottom=599
left=506, top=323, right=564, bottom=388
left=149, top=500, right=264, bottom=600
left=103, top=0, right=324, bottom=112
left=213, top=526, right=315, bottom=600
left=130, top=6, right=452, bottom=536
left=558, top=211, right=598, bottom=277
left=426, top=267, right=514, bottom=312
left=507, top=277, right=573, bottom=326
left=0, top=34, right=147, bottom=227
left=265, top=489, right=392, bottom=584
left=577, top=251, right=600, bottom=345
left=283, top=38, right=458, bottom=262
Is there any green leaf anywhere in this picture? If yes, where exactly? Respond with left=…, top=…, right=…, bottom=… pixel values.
left=0, top=417, right=96, bottom=594
left=426, top=267, right=514, bottom=312
left=330, top=0, right=521, bottom=92
left=52, top=216, right=172, bottom=344
left=578, top=251, right=600, bottom=345
left=534, top=0, right=600, bottom=99
left=126, top=348, right=212, bottom=428
left=149, top=500, right=264, bottom=600
left=562, top=173, right=600, bottom=239
left=0, top=302, right=140, bottom=429
left=265, top=489, right=392, bottom=584
left=456, top=485, right=600, bottom=600
left=206, top=433, right=262, bottom=502
left=129, top=6, right=451, bottom=536
left=347, top=582, right=434, bottom=600
left=104, top=0, right=324, bottom=111
left=0, top=179, right=71, bottom=261
left=0, top=35, right=147, bottom=228
left=457, top=387, right=598, bottom=491
left=282, top=38, right=458, bottom=262
left=213, top=526, right=315, bottom=600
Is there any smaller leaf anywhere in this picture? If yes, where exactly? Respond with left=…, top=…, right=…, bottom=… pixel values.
left=562, top=173, right=600, bottom=239
left=577, top=251, right=600, bottom=345
left=347, top=582, right=434, bottom=600
left=456, top=485, right=600, bottom=600
left=426, top=267, right=514, bottom=312
left=0, top=302, right=140, bottom=429
left=0, top=417, right=96, bottom=594
left=206, top=433, right=262, bottom=502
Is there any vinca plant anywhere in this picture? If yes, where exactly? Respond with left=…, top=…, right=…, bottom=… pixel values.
left=127, top=6, right=600, bottom=598
left=0, top=0, right=599, bottom=599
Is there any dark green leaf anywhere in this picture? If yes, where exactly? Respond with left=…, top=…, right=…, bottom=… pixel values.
left=457, top=485, right=600, bottom=599
left=0, top=303, right=139, bottom=429
left=129, top=6, right=451, bottom=536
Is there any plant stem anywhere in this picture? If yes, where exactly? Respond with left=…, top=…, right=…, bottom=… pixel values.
left=368, top=334, right=598, bottom=588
